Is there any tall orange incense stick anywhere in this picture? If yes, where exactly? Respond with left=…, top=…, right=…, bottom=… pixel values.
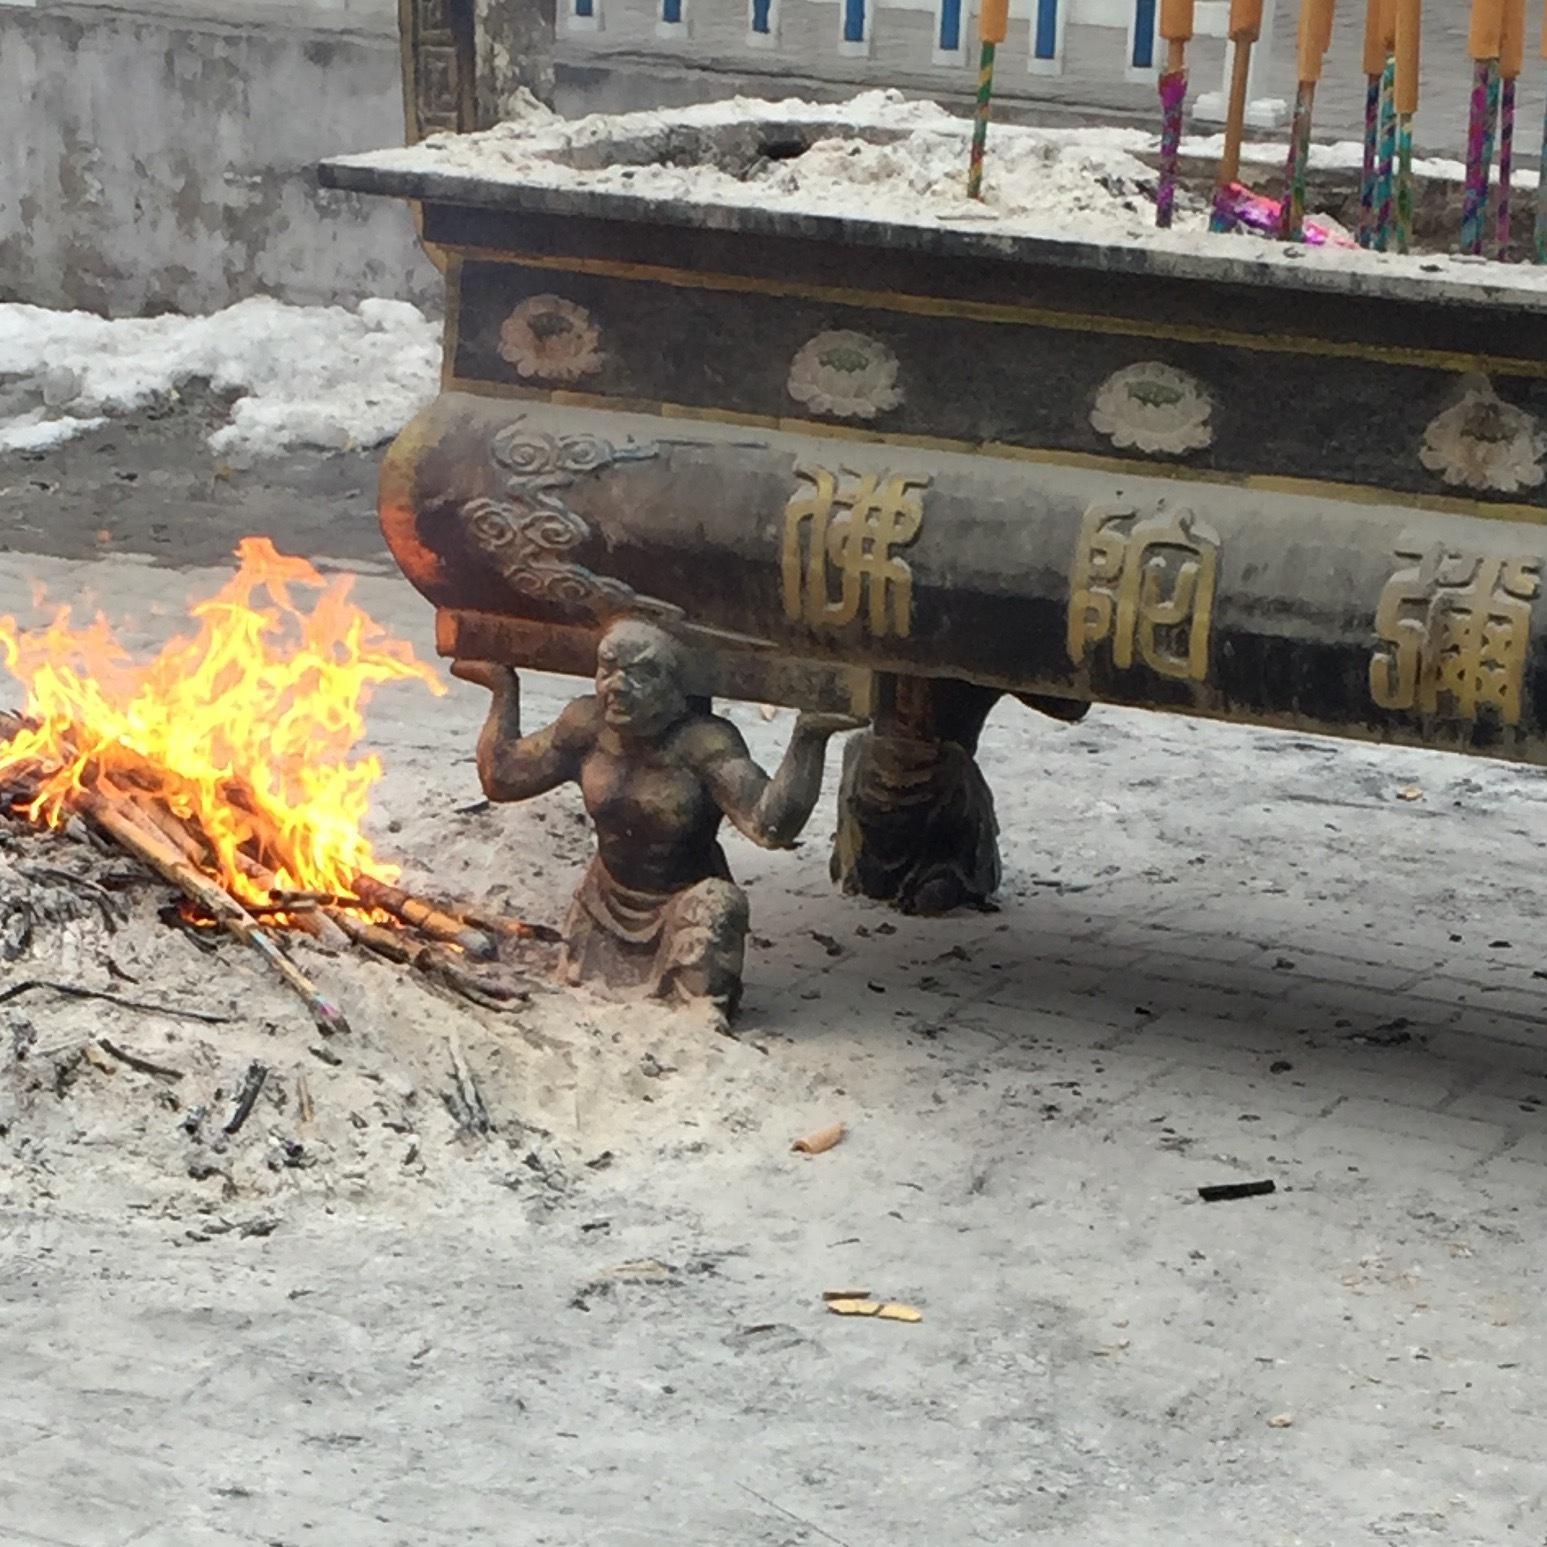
left=1279, top=0, right=1337, bottom=240
left=1156, top=0, right=1195, bottom=227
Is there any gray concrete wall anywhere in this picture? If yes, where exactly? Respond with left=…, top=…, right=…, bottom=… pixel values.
left=0, top=0, right=440, bottom=316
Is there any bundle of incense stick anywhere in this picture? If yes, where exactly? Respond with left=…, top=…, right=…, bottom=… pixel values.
left=1155, top=0, right=1194, bottom=228
left=1210, top=0, right=1265, bottom=231
left=1393, top=0, right=1421, bottom=252
left=1462, top=0, right=1506, bottom=254
left=966, top=0, right=1010, bottom=199
left=1280, top=0, right=1337, bottom=242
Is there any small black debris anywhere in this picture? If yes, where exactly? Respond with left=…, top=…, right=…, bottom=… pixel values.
left=1198, top=1179, right=1276, bottom=1204
left=1354, top=1017, right=1412, bottom=1047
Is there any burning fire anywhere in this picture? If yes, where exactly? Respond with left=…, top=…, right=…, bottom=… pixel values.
left=0, top=537, right=443, bottom=906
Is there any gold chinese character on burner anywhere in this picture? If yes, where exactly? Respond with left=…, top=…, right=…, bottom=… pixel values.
left=781, top=464, right=928, bottom=639
left=1369, top=545, right=1540, bottom=726
left=1067, top=503, right=1219, bottom=682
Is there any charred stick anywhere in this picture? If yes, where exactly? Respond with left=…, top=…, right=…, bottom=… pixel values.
left=327, top=906, right=531, bottom=1010
left=450, top=904, right=563, bottom=946
left=444, top=1030, right=492, bottom=1136
left=325, top=906, right=414, bottom=963
left=97, top=1037, right=185, bottom=1081
left=0, top=978, right=231, bottom=1025
left=418, top=952, right=531, bottom=1011
left=350, top=875, right=497, bottom=960
left=224, top=1060, right=269, bottom=1135
left=1198, top=1178, right=1277, bottom=1203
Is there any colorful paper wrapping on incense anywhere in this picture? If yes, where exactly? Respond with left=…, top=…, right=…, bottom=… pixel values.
left=1462, top=0, right=1506, bottom=252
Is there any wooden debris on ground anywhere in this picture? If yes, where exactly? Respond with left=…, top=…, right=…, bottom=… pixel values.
left=825, top=1298, right=923, bottom=1323
left=443, top=1030, right=491, bottom=1137
left=97, top=1037, right=185, bottom=1081
left=792, top=1122, right=846, bottom=1155
left=223, top=1060, right=269, bottom=1136
left=1198, top=1179, right=1277, bottom=1203
left=0, top=978, right=229, bottom=1025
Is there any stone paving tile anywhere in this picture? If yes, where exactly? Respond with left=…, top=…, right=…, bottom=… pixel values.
left=124, top=1529, right=270, bottom=1547
left=0, top=1486, right=153, bottom=1547
left=1289, top=1099, right=1513, bottom=1179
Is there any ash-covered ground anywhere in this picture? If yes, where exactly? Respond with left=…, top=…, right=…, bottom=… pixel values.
left=1, top=396, right=1544, bottom=1547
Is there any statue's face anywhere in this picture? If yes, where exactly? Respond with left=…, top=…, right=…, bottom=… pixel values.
left=596, top=625, right=687, bottom=736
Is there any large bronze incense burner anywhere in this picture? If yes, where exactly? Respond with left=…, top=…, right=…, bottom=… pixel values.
left=322, top=90, right=1547, bottom=1013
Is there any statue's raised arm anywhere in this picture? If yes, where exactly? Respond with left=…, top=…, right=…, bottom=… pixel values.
left=450, top=660, right=594, bottom=802
left=686, top=712, right=868, bottom=850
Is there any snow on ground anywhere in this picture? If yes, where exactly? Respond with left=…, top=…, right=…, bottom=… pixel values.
left=0, top=296, right=440, bottom=462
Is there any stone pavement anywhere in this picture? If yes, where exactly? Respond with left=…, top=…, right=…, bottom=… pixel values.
left=1, top=440, right=1545, bottom=1545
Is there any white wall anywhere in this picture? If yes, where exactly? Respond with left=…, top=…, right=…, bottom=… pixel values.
left=0, top=0, right=438, bottom=315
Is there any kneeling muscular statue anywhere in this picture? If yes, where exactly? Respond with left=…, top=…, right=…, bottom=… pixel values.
left=454, top=620, right=861, bottom=1021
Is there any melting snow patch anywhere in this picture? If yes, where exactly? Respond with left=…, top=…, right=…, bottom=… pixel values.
left=0, top=296, right=440, bottom=462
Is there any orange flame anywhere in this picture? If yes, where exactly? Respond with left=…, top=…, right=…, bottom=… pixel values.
left=0, top=537, right=443, bottom=905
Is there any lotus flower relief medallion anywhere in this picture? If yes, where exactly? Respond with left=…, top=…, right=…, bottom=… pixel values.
left=1090, top=362, right=1214, bottom=457
left=786, top=330, right=904, bottom=421
left=1419, top=376, right=1546, bottom=495
left=497, top=295, right=605, bottom=384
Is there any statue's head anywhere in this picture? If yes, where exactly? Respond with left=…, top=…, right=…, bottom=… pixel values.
left=595, top=618, right=689, bottom=737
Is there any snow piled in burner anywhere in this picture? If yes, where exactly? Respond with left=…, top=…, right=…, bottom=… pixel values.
left=372, top=88, right=1546, bottom=297
left=0, top=296, right=440, bottom=462
left=418, top=89, right=1195, bottom=239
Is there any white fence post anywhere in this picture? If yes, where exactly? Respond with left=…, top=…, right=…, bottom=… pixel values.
left=1194, top=0, right=1288, bottom=128
left=1122, top=0, right=1158, bottom=83
left=1027, top=0, right=1068, bottom=76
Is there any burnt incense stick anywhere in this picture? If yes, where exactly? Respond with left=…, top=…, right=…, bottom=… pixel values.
left=1155, top=0, right=1194, bottom=228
